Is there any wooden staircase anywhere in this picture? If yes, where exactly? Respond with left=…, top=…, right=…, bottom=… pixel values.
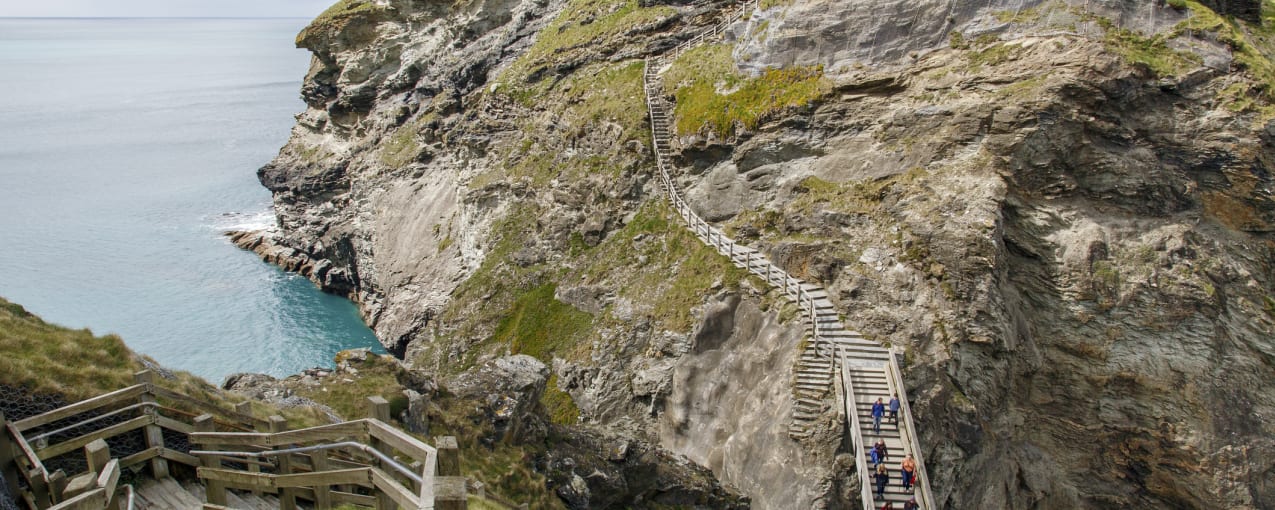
left=641, top=2, right=936, bottom=508
left=0, top=372, right=465, bottom=510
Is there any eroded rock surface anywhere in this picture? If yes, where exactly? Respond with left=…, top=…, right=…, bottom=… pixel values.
left=246, top=0, right=1275, bottom=506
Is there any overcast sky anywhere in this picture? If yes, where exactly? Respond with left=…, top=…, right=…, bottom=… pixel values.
left=0, top=0, right=338, bottom=18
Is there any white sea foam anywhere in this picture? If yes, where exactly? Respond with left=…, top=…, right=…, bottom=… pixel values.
left=212, top=208, right=277, bottom=232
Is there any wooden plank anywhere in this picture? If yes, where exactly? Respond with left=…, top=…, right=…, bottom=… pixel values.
left=197, top=468, right=275, bottom=490
left=13, top=385, right=147, bottom=432
left=188, top=432, right=271, bottom=447
left=159, top=448, right=201, bottom=467
left=119, top=446, right=161, bottom=469
left=149, top=386, right=262, bottom=428
left=331, top=490, right=378, bottom=507
left=190, top=421, right=366, bottom=447
left=275, top=468, right=371, bottom=488
left=367, top=421, right=435, bottom=463
left=418, top=449, right=436, bottom=506
left=96, top=459, right=120, bottom=494
left=36, top=415, right=152, bottom=460
left=45, top=488, right=105, bottom=510
left=195, top=466, right=372, bottom=491
left=370, top=467, right=419, bottom=510
left=155, top=415, right=195, bottom=435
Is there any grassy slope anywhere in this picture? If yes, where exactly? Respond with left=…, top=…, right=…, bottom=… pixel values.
left=0, top=297, right=330, bottom=425
left=662, top=43, right=831, bottom=136
left=0, top=298, right=136, bottom=400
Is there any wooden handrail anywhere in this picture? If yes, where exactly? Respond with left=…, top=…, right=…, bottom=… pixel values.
left=5, top=422, right=47, bottom=480
left=13, top=385, right=147, bottom=432
left=838, top=347, right=875, bottom=510
left=189, top=420, right=369, bottom=448
left=191, top=418, right=441, bottom=510
left=886, top=351, right=935, bottom=509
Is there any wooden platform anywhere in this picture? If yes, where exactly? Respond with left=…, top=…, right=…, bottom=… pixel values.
left=134, top=478, right=282, bottom=510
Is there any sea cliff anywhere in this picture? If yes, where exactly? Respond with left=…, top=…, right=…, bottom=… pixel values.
left=239, top=0, right=1275, bottom=506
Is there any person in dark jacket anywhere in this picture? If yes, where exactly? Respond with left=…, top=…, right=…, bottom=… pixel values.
left=871, top=397, right=886, bottom=434
left=874, top=464, right=890, bottom=500
left=874, top=439, right=889, bottom=464
left=888, top=394, right=901, bottom=424
left=903, top=497, right=919, bottom=510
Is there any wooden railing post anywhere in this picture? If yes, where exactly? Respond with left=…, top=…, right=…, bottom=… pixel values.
left=310, top=447, right=333, bottom=509
left=0, top=413, right=21, bottom=503
left=434, top=436, right=465, bottom=510
left=134, top=370, right=169, bottom=479
left=46, top=469, right=67, bottom=504
left=232, top=402, right=265, bottom=497
left=194, top=414, right=227, bottom=506
left=268, top=416, right=298, bottom=510
left=61, top=439, right=112, bottom=507
left=366, top=398, right=396, bottom=510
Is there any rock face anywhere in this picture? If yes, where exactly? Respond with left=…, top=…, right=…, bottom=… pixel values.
left=251, top=0, right=1275, bottom=507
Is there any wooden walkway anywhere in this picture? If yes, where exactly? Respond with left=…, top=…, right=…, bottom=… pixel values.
left=134, top=478, right=280, bottom=510
left=640, top=3, right=935, bottom=508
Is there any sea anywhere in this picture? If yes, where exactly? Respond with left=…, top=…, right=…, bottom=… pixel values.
left=0, top=18, right=385, bottom=383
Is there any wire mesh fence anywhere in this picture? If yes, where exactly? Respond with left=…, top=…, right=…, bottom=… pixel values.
left=0, top=471, right=17, bottom=510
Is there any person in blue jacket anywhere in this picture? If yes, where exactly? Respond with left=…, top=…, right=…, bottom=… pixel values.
left=888, top=394, right=901, bottom=424
left=871, top=397, right=886, bottom=434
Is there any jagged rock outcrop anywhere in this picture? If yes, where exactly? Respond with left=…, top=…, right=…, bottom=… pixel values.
left=246, top=0, right=1275, bottom=507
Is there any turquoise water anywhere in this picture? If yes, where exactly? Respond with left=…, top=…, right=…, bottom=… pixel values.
left=0, top=18, right=385, bottom=382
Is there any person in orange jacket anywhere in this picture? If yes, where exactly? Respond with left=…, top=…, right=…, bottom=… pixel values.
left=901, top=453, right=917, bottom=491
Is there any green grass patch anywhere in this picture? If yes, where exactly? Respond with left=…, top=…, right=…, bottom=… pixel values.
left=498, top=0, right=673, bottom=96
left=541, top=374, right=580, bottom=425
left=1103, top=25, right=1201, bottom=76
left=493, top=283, right=594, bottom=361
left=291, top=353, right=410, bottom=421
left=379, top=114, right=436, bottom=168
left=998, top=74, right=1051, bottom=100
left=964, top=42, right=1020, bottom=72
left=663, top=43, right=831, bottom=136
left=995, top=6, right=1044, bottom=24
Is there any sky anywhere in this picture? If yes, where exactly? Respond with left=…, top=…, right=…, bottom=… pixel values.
left=0, top=0, right=339, bottom=18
